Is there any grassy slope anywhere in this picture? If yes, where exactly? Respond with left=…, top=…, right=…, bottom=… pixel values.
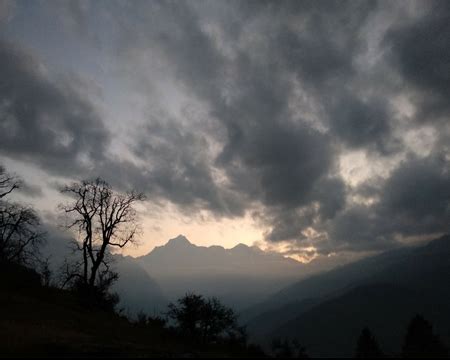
left=0, top=263, right=261, bottom=357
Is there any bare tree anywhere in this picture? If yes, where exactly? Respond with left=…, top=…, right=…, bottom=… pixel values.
left=59, top=178, right=145, bottom=293
left=0, top=165, right=43, bottom=265
left=0, top=165, right=21, bottom=199
left=0, top=203, right=43, bottom=264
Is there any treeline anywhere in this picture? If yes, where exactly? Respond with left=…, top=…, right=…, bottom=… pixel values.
left=355, top=316, right=448, bottom=358
left=134, top=293, right=265, bottom=356
left=270, top=314, right=448, bottom=358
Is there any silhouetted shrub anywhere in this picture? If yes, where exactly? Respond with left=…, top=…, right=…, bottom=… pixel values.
left=355, top=327, right=384, bottom=358
left=272, top=338, right=309, bottom=358
left=135, top=311, right=167, bottom=329
left=246, top=343, right=267, bottom=357
left=402, top=314, right=448, bottom=358
left=71, top=279, right=120, bottom=312
left=167, top=293, right=244, bottom=345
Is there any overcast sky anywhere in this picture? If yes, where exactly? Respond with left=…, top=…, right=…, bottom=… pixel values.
left=1, top=0, right=449, bottom=260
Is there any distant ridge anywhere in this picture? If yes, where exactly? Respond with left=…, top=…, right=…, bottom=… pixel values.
left=163, top=234, right=195, bottom=248
left=137, top=234, right=314, bottom=308
left=139, top=234, right=304, bottom=275
left=152, top=235, right=259, bottom=253
left=245, top=234, right=450, bottom=357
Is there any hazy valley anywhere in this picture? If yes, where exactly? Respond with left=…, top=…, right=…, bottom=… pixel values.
left=40, top=231, right=450, bottom=357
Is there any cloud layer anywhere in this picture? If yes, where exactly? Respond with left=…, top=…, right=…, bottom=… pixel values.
left=1, top=0, right=449, bottom=257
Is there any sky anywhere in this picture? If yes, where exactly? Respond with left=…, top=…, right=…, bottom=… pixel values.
left=0, top=0, right=449, bottom=260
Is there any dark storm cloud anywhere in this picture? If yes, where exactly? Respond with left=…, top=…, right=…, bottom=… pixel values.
left=131, top=117, right=245, bottom=216
left=2, top=0, right=450, bottom=256
left=328, top=94, right=397, bottom=154
left=219, top=118, right=334, bottom=208
left=379, top=154, right=450, bottom=235
left=313, top=177, right=347, bottom=220
left=199, top=1, right=380, bottom=243
left=263, top=206, right=315, bottom=244
left=385, top=1, right=450, bottom=122
left=262, top=176, right=346, bottom=244
left=326, top=205, right=396, bottom=253
left=107, top=0, right=344, bottom=218
left=124, top=1, right=358, bottom=236
left=106, top=0, right=416, bottom=251
left=327, top=153, right=450, bottom=253
left=0, top=39, right=110, bottom=175
left=273, top=0, right=375, bottom=86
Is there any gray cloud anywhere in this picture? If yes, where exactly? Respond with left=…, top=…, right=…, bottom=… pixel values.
left=328, top=94, right=398, bottom=154
left=121, top=1, right=372, bottom=247
left=379, top=154, right=450, bottom=235
left=327, top=153, right=450, bottom=253
left=131, top=115, right=245, bottom=216
left=0, top=39, right=110, bottom=175
left=385, top=1, right=450, bottom=122
left=260, top=176, right=347, bottom=245
left=1, top=0, right=450, bottom=257
left=274, top=0, right=375, bottom=86
left=326, top=205, right=397, bottom=253
left=18, top=181, right=43, bottom=198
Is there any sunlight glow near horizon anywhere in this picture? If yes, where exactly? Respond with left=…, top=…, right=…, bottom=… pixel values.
left=126, top=210, right=263, bottom=257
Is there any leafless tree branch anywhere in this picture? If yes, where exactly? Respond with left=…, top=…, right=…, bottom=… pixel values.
left=59, top=178, right=145, bottom=291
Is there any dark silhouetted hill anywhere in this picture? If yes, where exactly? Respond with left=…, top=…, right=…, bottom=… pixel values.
left=0, top=261, right=264, bottom=357
left=273, top=283, right=449, bottom=357
left=246, top=235, right=450, bottom=357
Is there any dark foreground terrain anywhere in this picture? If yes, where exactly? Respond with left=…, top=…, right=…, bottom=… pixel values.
left=2, top=236, right=450, bottom=358
left=0, top=262, right=263, bottom=358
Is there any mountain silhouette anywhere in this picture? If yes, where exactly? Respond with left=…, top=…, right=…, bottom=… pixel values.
left=246, top=235, right=450, bottom=357
left=164, top=234, right=193, bottom=248
left=137, top=235, right=311, bottom=309
left=113, top=255, right=167, bottom=317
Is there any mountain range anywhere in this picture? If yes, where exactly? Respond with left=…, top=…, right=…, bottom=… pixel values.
left=244, top=235, right=450, bottom=357
left=43, top=228, right=450, bottom=357
left=136, top=235, right=310, bottom=309
left=43, top=231, right=311, bottom=314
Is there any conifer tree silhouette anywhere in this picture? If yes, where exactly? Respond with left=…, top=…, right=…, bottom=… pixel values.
left=402, top=315, right=448, bottom=358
